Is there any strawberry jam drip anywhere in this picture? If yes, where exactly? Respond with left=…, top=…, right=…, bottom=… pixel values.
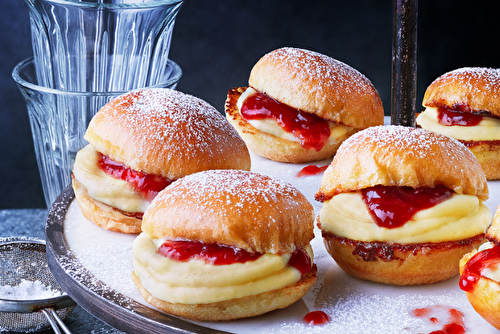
left=98, top=153, right=172, bottom=202
left=412, top=305, right=465, bottom=334
left=459, top=244, right=500, bottom=292
left=303, top=310, right=329, bottom=325
left=240, top=91, right=331, bottom=151
left=158, top=240, right=312, bottom=273
left=296, top=165, right=329, bottom=177
left=361, top=185, right=453, bottom=229
left=288, top=247, right=312, bottom=275
left=437, top=108, right=483, bottom=126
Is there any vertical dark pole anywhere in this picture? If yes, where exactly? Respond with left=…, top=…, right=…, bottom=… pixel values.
left=391, top=0, right=418, bottom=126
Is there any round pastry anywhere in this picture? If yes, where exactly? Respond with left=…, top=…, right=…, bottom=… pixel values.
left=225, top=47, right=384, bottom=163
left=72, top=88, right=251, bottom=234
left=132, top=169, right=317, bottom=321
left=416, top=67, right=500, bottom=180
left=458, top=204, right=500, bottom=330
left=315, top=125, right=491, bottom=285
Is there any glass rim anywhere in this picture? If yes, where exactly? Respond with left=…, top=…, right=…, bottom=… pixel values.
left=28, top=0, right=184, bottom=10
left=12, top=57, right=182, bottom=97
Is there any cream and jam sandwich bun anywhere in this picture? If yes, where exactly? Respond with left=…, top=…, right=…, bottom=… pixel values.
left=132, top=169, right=317, bottom=321
left=459, top=209, right=500, bottom=330
left=72, top=88, right=251, bottom=234
left=315, top=125, right=491, bottom=285
left=225, top=47, right=384, bottom=163
left=416, top=67, right=500, bottom=180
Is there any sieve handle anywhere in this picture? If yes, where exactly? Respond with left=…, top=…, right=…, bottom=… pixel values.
left=41, top=308, right=73, bottom=334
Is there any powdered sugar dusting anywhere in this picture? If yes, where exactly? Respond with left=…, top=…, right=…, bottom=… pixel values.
left=443, top=67, right=500, bottom=96
left=263, top=47, right=374, bottom=98
left=96, top=88, right=245, bottom=168
left=427, top=67, right=500, bottom=112
left=154, top=169, right=304, bottom=221
left=340, top=125, right=476, bottom=163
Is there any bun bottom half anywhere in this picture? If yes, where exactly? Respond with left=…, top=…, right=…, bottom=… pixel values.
left=72, top=176, right=142, bottom=234
left=131, top=266, right=317, bottom=322
left=459, top=251, right=500, bottom=330
left=464, top=140, right=500, bottom=180
left=225, top=87, right=357, bottom=163
left=322, top=232, right=485, bottom=285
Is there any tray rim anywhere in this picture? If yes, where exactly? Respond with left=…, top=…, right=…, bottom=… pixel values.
left=45, top=185, right=232, bottom=334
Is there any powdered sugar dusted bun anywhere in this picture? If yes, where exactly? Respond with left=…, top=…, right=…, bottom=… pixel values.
left=315, top=125, right=491, bottom=285
left=142, top=169, right=314, bottom=254
left=134, top=169, right=317, bottom=321
left=316, top=125, right=488, bottom=202
left=85, top=88, right=251, bottom=180
left=225, top=87, right=357, bottom=163
left=225, top=47, right=384, bottom=163
left=459, top=245, right=500, bottom=330
left=249, top=47, right=384, bottom=128
left=418, top=67, right=500, bottom=180
left=423, top=67, right=500, bottom=115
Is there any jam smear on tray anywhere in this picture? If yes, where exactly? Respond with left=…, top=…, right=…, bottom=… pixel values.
left=240, top=91, right=331, bottom=151
left=303, top=310, right=329, bottom=325
left=296, top=165, right=329, bottom=177
left=411, top=305, right=465, bottom=334
left=158, top=240, right=312, bottom=273
left=98, top=153, right=172, bottom=202
left=437, top=108, right=483, bottom=126
left=459, top=244, right=500, bottom=292
left=361, top=185, right=453, bottom=229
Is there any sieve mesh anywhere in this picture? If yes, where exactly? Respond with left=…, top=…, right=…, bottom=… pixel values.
left=0, top=238, right=76, bottom=332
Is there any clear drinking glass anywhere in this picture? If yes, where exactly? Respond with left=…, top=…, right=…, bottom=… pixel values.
left=25, top=0, right=184, bottom=91
left=12, top=57, right=182, bottom=208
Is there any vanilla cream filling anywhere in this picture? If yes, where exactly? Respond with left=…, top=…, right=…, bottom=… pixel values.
left=132, top=232, right=313, bottom=304
left=476, top=242, right=500, bottom=282
left=319, top=191, right=491, bottom=243
left=72, top=145, right=150, bottom=213
left=237, top=87, right=354, bottom=144
left=416, top=107, right=500, bottom=141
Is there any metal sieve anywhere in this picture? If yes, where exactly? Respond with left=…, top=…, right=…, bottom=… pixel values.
left=0, top=237, right=76, bottom=333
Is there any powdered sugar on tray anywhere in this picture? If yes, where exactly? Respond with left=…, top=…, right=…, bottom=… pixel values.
left=0, top=279, right=62, bottom=300
left=58, top=149, right=500, bottom=333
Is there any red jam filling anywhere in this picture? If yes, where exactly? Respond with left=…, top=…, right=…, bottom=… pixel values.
left=98, top=153, right=172, bottom=202
left=459, top=244, right=500, bottom=292
left=361, top=185, right=453, bottom=229
left=437, top=108, right=483, bottom=126
left=411, top=305, right=465, bottom=334
left=158, top=240, right=312, bottom=273
left=303, top=310, right=329, bottom=325
left=296, top=165, right=329, bottom=177
left=240, top=91, right=331, bottom=151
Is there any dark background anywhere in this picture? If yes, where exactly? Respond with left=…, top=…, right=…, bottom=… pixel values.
left=1, top=0, right=500, bottom=209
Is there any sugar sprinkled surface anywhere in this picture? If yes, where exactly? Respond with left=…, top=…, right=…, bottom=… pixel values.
left=154, top=169, right=302, bottom=217
left=438, top=67, right=500, bottom=100
left=339, top=125, right=479, bottom=167
left=263, top=47, right=372, bottom=95
left=57, top=148, right=500, bottom=333
left=93, top=88, right=246, bottom=171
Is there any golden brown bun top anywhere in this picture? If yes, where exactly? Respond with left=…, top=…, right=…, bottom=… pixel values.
left=423, top=67, right=500, bottom=116
left=85, top=88, right=251, bottom=180
left=248, top=47, right=384, bottom=129
left=316, top=125, right=488, bottom=202
left=142, top=169, right=315, bottom=254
